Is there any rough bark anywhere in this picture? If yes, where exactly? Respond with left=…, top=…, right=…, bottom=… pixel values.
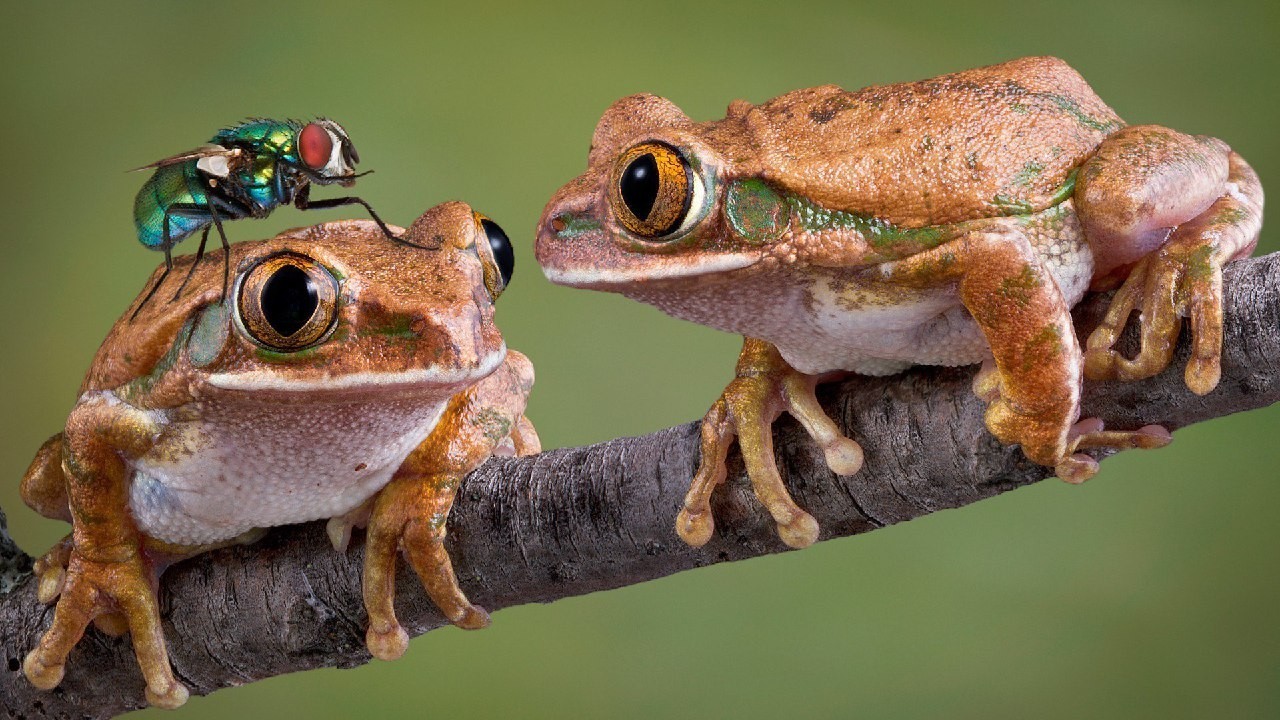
left=2, top=253, right=1278, bottom=719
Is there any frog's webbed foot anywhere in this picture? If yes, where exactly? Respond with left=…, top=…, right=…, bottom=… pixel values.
left=23, top=549, right=189, bottom=709
left=1084, top=148, right=1263, bottom=396
left=1084, top=245, right=1224, bottom=394
left=362, top=475, right=490, bottom=661
left=677, top=338, right=863, bottom=550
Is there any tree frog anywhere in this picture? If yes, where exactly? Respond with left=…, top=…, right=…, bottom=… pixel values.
left=20, top=202, right=539, bottom=707
left=536, top=56, right=1263, bottom=550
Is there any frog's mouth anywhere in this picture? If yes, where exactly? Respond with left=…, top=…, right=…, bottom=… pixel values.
left=541, top=251, right=760, bottom=289
left=206, top=343, right=507, bottom=393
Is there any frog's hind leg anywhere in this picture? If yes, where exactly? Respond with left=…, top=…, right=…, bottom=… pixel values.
left=19, top=435, right=76, bottom=604
left=879, top=224, right=1170, bottom=484
left=21, top=434, right=70, bottom=523
left=1078, top=126, right=1264, bottom=395
left=677, top=338, right=863, bottom=550
left=361, top=351, right=536, bottom=661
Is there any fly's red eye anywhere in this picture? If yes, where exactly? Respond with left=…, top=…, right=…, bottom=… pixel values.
left=299, top=123, right=332, bottom=170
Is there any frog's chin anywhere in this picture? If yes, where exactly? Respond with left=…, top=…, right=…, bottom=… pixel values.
left=540, top=252, right=760, bottom=290
left=205, top=344, right=506, bottom=394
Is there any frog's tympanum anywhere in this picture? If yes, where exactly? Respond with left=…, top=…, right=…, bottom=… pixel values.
left=20, top=203, right=538, bottom=707
left=536, top=56, right=1263, bottom=549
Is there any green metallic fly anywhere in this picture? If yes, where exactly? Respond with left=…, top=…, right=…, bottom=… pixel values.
left=131, top=118, right=408, bottom=317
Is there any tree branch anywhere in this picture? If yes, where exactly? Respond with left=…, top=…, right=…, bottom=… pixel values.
left=3, top=253, right=1279, bottom=718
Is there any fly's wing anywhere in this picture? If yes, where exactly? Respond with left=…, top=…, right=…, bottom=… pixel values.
left=129, top=144, right=238, bottom=172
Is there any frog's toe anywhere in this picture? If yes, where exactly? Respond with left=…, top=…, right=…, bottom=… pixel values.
left=780, top=371, right=863, bottom=476
left=679, top=400, right=732, bottom=547
left=1056, top=420, right=1172, bottom=484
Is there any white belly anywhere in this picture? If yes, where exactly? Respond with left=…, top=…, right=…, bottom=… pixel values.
left=129, top=391, right=449, bottom=545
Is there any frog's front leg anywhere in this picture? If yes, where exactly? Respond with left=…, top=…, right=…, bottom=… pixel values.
left=677, top=338, right=864, bottom=549
left=882, top=227, right=1169, bottom=482
left=1078, top=126, right=1264, bottom=395
left=22, top=394, right=191, bottom=708
left=361, top=351, right=538, bottom=661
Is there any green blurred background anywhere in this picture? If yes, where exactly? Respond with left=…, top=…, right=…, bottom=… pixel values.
left=2, top=1, right=1277, bottom=717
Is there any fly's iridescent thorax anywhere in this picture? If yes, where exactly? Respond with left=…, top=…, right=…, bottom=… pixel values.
left=212, top=119, right=305, bottom=210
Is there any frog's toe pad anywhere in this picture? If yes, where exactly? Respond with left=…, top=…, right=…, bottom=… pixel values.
left=778, top=511, right=820, bottom=549
left=676, top=507, right=715, bottom=547
left=36, top=567, right=66, bottom=604
left=23, top=652, right=65, bottom=690
left=453, top=605, right=491, bottom=630
left=145, top=680, right=190, bottom=709
left=1185, top=356, right=1222, bottom=396
left=823, top=438, right=864, bottom=476
left=367, top=624, right=410, bottom=661
left=1056, top=454, right=1100, bottom=484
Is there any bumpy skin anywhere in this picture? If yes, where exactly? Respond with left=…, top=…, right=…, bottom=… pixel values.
left=536, top=56, right=1263, bottom=549
left=19, top=204, right=539, bottom=707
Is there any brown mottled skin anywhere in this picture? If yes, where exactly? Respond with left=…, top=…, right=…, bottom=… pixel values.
left=19, top=203, right=540, bottom=708
left=536, top=56, right=1264, bottom=550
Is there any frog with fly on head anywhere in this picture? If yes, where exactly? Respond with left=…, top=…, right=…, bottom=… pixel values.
left=21, top=203, right=533, bottom=708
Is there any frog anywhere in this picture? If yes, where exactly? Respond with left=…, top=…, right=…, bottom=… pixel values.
left=535, top=56, right=1263, bottom=550
left=19, top=201, right=539, bottom=708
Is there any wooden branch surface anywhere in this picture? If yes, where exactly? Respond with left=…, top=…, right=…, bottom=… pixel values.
left=2, top=253, right=1278, bottom=718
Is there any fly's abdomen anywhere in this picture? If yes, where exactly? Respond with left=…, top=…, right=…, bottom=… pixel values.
left=132, top=164, right=210, bottom=249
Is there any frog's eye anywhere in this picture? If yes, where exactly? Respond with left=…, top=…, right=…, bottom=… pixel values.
left=237, top=253, right=339, bottom=351
left=610, top=142, right=704, bottom=240
left=472, top=212, right=514, bottom=298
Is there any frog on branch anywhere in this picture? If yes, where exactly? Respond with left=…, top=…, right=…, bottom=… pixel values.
left=20, top=203, right=536, bottom=707
left=536, top=56, right=1264, bottom=549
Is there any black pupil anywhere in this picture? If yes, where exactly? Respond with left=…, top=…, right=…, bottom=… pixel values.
left=261, top=264, right=318, bottom=338
left=481, top=218, right=515, bottom=286
left=620, top=153, right=659, bottom=221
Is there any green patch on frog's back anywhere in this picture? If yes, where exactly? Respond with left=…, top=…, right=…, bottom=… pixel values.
left=782, top=168, right=1080, bottom=260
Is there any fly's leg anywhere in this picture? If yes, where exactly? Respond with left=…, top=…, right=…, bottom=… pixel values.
left=294, top=185, right=425, bottom=248
left=361, top=351, right=537, bottom=661
left=169, top=226, right=210, bottom=301
left=677, top=338, right=863, bottom=549
left=130, top=203, right=210, bottom=320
